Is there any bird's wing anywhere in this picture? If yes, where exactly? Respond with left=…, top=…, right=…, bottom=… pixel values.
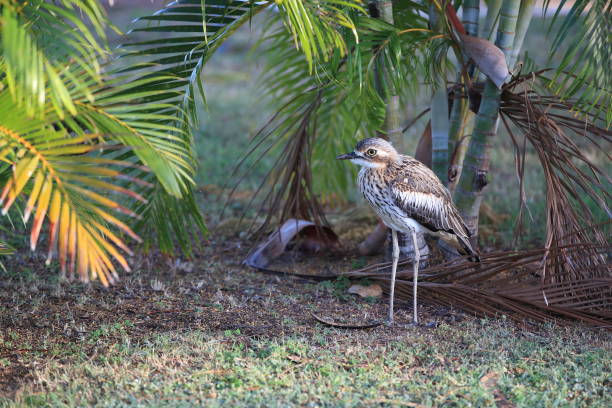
left=388, top=160, right=469, bottom=239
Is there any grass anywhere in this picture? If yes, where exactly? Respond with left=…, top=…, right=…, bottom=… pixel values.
left=0, top=238, right=610, bottom=407
left=4, top=263, right=609, bottom=407
left=2, top=315, right=610, bottom=406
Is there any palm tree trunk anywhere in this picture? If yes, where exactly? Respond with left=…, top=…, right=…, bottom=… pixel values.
left=376, top=2, right=402, bottom=142
left=447, top=0, right=480, bottom=191
left=462, top=0, right=480, bottom=36
left=431, top=88, right=450, bottom=183
left=428, top=2, right=451, bottom=184
left=508, top=0, right=536, bottom=69
left=482, top=0, right=503, bottom=41
left=454, top=0, right=522, bottom=238
left=476, top=0, right=503, bottom=83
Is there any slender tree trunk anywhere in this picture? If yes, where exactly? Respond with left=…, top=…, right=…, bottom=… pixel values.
left=431, top=88, right=450, bottom=182
left=447, top=0, right=479, bottom=191
left=477, top=0, right=503, bottom=83
left=441, top=1, right=480, bottom=259
left=462, top=0, right=480, bottom=36
left=508, top=0, right=536, bottom=69
left=428, top=3, right=449, bottom=184
left=454, top=0, right=522, bottom=239
left=482, top=0, right=502, bottom=41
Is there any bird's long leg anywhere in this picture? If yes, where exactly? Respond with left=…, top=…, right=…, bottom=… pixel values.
left=410, top=229, right=420, bottom=325
left=388, top=229, right=399, bottom=325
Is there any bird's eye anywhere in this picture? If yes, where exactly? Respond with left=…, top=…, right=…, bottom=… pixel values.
left=366, top=149, right=377, bottom=157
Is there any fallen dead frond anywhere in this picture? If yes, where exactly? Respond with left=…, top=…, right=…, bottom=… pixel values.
left=498, top=70, right=610, bottom=283
left=342, top=240, right=611, bottom=328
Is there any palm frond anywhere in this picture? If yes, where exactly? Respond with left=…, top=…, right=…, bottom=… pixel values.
left=121, top=0, right=270, bottom=121
left=344, top=240, right=611, bottom=327
left=228, top=7, right=452, bottom=235
left=0, top=95, right=147, bottom=285
left=0, top=0, right=209, bottom=282
left=275, top=0, right=363, bottom=71
left=227, top=24, right=380, bottom=234
left=105, top=1, right=276, bottom=250
left=542, top=0, right=611, bottom=124
left=498, top=71, right=610, bottom=282
left=133, top=184, right=206, bottom=256
left=1, top=0, right=111, bottom=118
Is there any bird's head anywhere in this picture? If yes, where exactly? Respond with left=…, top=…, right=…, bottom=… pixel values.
left=336, top=138, right=399, bottom=168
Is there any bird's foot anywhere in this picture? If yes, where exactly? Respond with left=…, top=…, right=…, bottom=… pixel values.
left=385, top=319, right=421, bottom=329
left=408, top=320, right=438, bottom=328
left=386, top=320, right=438, bottom=329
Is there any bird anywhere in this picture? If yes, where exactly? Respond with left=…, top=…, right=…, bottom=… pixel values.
left=337, top=137, right=479, bottom=325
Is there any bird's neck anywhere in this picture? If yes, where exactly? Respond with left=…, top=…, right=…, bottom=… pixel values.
left=359, top=158, right=399, bottom=179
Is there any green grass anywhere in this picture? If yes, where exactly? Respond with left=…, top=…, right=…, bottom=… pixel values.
left=3, top=320, right=610, bottom=407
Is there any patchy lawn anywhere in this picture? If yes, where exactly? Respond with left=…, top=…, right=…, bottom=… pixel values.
left=0, top=237, right=610, bottom=407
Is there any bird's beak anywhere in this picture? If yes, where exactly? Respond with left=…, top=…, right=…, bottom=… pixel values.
left=336, top=152, right=357, bottom=160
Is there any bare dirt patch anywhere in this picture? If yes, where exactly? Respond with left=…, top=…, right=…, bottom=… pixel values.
left=0, top=234, right=474, bottom=397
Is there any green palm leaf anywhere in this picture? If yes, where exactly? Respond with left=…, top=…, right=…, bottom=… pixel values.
left=543, top=0, right=611, bottom=124
left=1, top=0, right=111, bottom=118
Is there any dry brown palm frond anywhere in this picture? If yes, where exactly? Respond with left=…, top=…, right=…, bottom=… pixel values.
left=498, top=71, right=610, bottom=283
left=225, top=86, right=332, bottom=240
left=462, top=70, right=610, bottom=283
left=342, top=240, right=611, bottom=328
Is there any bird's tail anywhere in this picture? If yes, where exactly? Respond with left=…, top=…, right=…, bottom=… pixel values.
left=437, top=232, right=481, bottom=262
left=456, top=235, right=480, bottom=262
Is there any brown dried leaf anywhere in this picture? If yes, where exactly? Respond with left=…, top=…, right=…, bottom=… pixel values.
left=460, top=34, right=509, bottom=89
left=480, top=371, right=500, bottom=389
left=480, top=371, right=514, bottom=407
left=348, top=283, right=383, bottom=298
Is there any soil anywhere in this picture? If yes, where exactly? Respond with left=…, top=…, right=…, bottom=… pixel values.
left=0, top=232, right=469, bottom=397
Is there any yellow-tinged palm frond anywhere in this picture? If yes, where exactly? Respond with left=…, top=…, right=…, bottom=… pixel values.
left=0, top=0, right=207, bottom=273
left=0, top=96, right=148, bottom=285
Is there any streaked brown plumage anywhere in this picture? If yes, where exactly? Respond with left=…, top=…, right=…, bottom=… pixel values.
left=338, top=137, right=479, bottom=325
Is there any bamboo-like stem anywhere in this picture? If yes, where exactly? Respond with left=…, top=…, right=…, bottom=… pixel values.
left=477, top=0, right=503, bottom=82
left=448, top=106, right=473, bottom=192
left=454, top=0, right=522, bottom=238
left=482, top=0, right=503, bottom=41
left=431, top=88, right=450, bottom=183
left=508, top=0, right=536, bottom=69
left=428, top=2, right=449, bottom=183
left=462, top=0, right=480, bottom=36
left=463, top=0, right=480, bottom=78
left=440, top=1, right=480, bottom=259
left=377, top=0, right=394, bottom=24
left=448, top=1, right=481, bottom=192
left=377, top=1, right=402, bottom=141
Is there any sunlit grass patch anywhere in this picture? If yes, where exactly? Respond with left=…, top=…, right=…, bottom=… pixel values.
left=4, top=320, right=610, bottom=407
